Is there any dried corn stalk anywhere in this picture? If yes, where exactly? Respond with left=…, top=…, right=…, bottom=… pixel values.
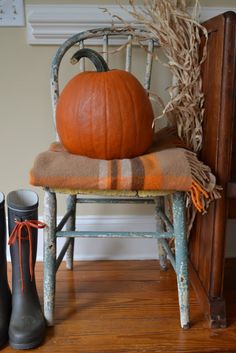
left=111, top=0, right=208, bottom=153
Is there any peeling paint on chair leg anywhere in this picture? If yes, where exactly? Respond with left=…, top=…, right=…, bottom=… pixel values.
left=155, top=196, right=168, bottom=271
left=44, top=189, right=57, bottom=326
left=177, top=262, right=190, bottom=329
left=66, top=195, right=76, bottom=270
left=158, top=241, right=168, bottom=271
left=172, top=192, right=190, bottom=329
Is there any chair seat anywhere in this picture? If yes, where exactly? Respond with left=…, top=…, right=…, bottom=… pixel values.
left=47, top=188, right=173, bottom=198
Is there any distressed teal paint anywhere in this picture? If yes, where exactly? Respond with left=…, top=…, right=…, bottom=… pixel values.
left=76, top=197, right=155, bottom=204
left=158, top=241, right=168, bottom=271
left=155, top=196, right=168, bottom=271
left=66, top=195, right=77, bottom=270
left=43, top=190, right=189, bottom=328
left=159, top=238, right=175, bottom=271
left=43, top=189, right=57, bottom=327
left=56, top=238, right=72, bottom=272
left=56, top=208, right=73, bottom=232
left=56, top=230, right=174, bottom=238
left=172, top=192, right=190, bottom=329
left=157, top=209, right=174, bottom=232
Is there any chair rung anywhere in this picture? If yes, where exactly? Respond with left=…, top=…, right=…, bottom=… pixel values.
left=56, top=230, right=174, bottom=239
left=157, top=209, right=174, bottom=232
left=56, top=238, right=72, bottom=272
left=159, top=238, right=176, bottom=271
left=76, top=198, right=155, bottom=204
left=56, top=208, right=74, bottom=232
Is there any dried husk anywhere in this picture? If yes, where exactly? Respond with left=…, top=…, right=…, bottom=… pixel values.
left=108, top=0, right=208, bottom=153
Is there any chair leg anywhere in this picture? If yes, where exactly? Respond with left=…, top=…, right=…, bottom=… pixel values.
left=158, top=241, right=168, bottom=271
left=172, top=192, right=190, bottom=329
left=43, top=189, right=57, bottom=326
left=66, top=195, right=77, bottom=270
left=155, top=197, right=168, bottom=271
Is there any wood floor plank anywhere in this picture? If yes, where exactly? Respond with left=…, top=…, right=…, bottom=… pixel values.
left=2, top=260, right=236, bottom=353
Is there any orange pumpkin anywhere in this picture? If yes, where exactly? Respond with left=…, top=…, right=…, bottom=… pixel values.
left=56, top=48, right=154, bottom=160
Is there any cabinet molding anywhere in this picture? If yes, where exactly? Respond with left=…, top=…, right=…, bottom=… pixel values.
left=26, top=5, right=236, bottom=45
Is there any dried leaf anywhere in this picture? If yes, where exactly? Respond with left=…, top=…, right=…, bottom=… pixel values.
left=111, top=0, right=208, bottom=152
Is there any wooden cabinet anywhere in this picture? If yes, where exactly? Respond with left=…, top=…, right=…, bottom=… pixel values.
left=189, top=12, right=236, bottom=328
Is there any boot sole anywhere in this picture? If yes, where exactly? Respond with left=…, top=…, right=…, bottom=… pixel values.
left=0, top=335, right=8, bottom=348
left=9, top=336, right=44, bottom=350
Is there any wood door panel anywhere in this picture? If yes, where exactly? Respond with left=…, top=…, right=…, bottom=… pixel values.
left=190, top=14, right=225, bottom=296
left=229, top=199, right=236, bottom=218
left=230, top=153, right=236, bottom=180
left=189, top=12, right=236, bottom=328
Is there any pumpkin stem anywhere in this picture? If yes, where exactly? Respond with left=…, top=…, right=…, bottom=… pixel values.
left=70, top=48, right=110, bottom=72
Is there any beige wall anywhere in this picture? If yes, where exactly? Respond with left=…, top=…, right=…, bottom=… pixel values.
left=0, top=0, right=235, bottom=216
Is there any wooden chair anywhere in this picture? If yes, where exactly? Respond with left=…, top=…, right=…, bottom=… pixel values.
left=40, top=27, right=190, bottom=328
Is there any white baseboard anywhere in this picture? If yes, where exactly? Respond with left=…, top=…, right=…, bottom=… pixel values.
left=7, top=215, right=158, bottom=261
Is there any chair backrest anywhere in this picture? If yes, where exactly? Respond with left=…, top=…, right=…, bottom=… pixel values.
left=50, top=27, right=158, bottom=126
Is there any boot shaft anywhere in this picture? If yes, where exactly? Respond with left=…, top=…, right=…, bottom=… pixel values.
left=0, top=192, right=8, bottom=283
left=0, top=192, right=7, bottom=266
left=7, top=190, right=39, bottom=293
left=0, top=192, right=11, bottom=348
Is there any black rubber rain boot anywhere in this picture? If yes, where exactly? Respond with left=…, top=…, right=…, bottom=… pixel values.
left=7, top=189, right=46, bottom=350
left=0, top=192, right=11, bottom=347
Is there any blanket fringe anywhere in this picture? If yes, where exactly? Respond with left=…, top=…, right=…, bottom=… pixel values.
left=185, top=150, right=222, bottom=213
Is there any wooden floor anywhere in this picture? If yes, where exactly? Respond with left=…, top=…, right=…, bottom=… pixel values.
left=2, top=259, right=236, bottom=353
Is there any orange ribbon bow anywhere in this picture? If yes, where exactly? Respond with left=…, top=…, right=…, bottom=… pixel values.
left=8, top=220, right=46, bottom=292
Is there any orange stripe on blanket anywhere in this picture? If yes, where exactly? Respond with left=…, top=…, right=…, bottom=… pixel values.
left=139, top=153, right=163, bottom=189
left=190, top=180, right=210, bottom=213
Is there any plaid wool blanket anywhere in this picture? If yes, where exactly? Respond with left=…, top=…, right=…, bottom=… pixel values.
left=30, top=128, right=220, bottom=213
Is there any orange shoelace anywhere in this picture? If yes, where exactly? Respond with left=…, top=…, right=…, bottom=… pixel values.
left=8, top=220, right=46, bottom=292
